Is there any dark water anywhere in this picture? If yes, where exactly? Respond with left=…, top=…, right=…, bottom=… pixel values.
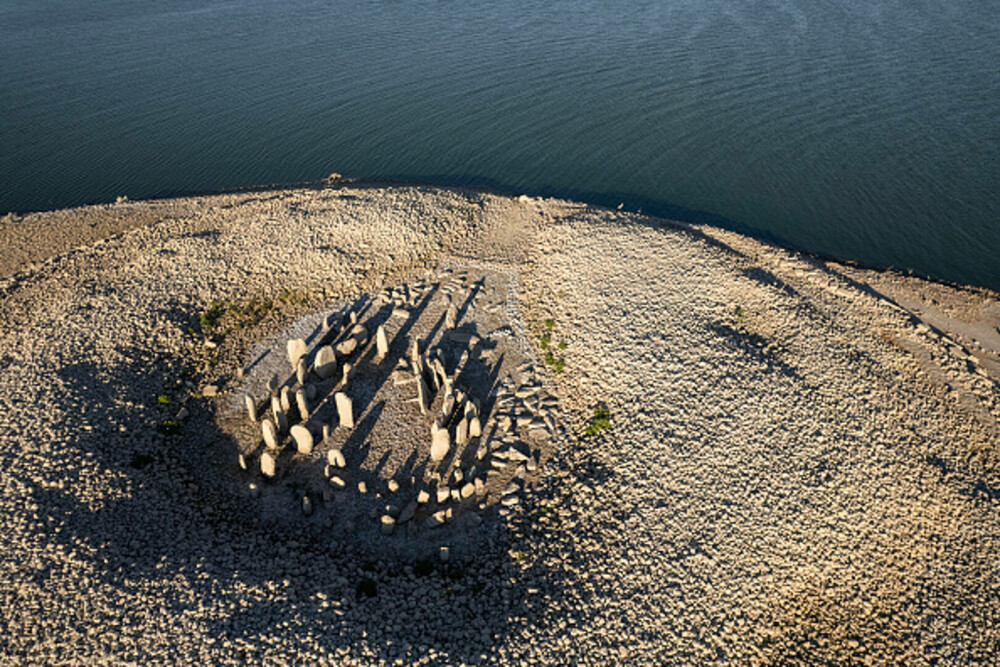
left=2, top=1, right=998, bottom=289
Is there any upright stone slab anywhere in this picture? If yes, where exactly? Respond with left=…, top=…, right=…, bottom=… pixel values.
left=295, top=358, right=308, bottom=385
left=416, top=375, right=431, bottom=414
left=456, top=417, right=470, bottom=447
left=287, top=338, right=307, bottom=369
left=327, top=448, right=346, bottom=467
left=291, top=424, right=313, bottom=455
left=375, top=324, right=389, bottom=362
left=273, top=408, right=288, bottom=434
left=260, top=450, right=276, bottom=478
left=295, top=389, right=309, bottom=419
left=315, top=345, right=337, bottom=379
left=262, top=420, right=279, bottom=449
left=280, top=386, right=293, bottom=414
left=335, top=392, right=354, bottom=429
left=244, top=394, right=257, bottom=422
left=430, top=422, right=451, bottom=462
left=445, top=302, right=457, bottom=329
left=409, top=339, right=421, bottom=366
left=469, top=415, right=482, bottom=438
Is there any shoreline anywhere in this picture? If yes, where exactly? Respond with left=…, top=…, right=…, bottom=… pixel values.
left=4, top=176, right=997, bottom=296
left=1, top=183, right=998, bottom=663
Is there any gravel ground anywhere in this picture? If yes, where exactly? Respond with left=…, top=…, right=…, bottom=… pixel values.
left=1, top=183, right=998, bottom=665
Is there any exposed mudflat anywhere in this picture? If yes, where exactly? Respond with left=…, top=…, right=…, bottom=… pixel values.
left=1, top=183, right=998, bottom=665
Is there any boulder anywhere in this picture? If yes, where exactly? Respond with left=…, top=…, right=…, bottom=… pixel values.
left=290, top=425, right=313, bottom=455
left=417, top=489, right=431, bottom=504
left=461, top=483, right=475, bottom=499
left=335, top=337, right=358, bottom=358
left=244, top=394, right=257, bottom=422
left=469, top=416, right=482, bottom=438
left=436, top=486, right=451, bottom=503
left=327, top=448, right=346, bottom=467
left=314, top=345, right=337, bottom=379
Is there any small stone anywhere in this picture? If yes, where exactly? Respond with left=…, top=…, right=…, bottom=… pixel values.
left=388, top=479, right=400, bottom=492
left=335, top=392, right=354, bottom=428
left=327, top=448, right=346, bottom=467
left=175, top=407, right=189, bottom=420
left=358, top=481, right=368, bottom=494
left=202, top=385, right=218, bottom=397
left=302, top=496, right=313, bottom=516
left=501, top=495, right=520, bottom=506
left=315, top=345, right=337, bottom=379
left=451, top=487, right=461, bottom=502
left=287, top=338, right=307, bottom=369
left=392, top=307, right=410, bottom=320
left=260, top=451, right=276, bottom=478
left=341, top=362, right=354, bottom=385
left=262, top=420, right=279, bottom=449
left=375, top=325, right=389, bottom=361
left=398, top=501, right=417, bottom=523
left=248, top=481, right=260, bottom=497
left=291, top=425, right=313, bottom=455
left=330, top=475, right=346, bottom=488
left=439, top=546, right=450, bottom=563
left=238, top=453, right=247, bottom=470
left=425, top=511, right=446, bottom=529
left=244, top=394, right=257, bottom=422
left=437, top=486, right=451, bottom=503
left=417, top=490, right=431, bottom=504
left=380, top=515, right=396, bottom=536
left=322, top=423, right=332, bottom=441
left=461, top=483, right=475, bottom=499
left=335, top=337, right=358, bottom=358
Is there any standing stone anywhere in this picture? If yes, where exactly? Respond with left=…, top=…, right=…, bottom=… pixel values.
left=456, top=417, right=470, bottom=447
left=409, top=339, right=421, bottom=366
left=335, top=336, right=358, bottom=358
left=376, top=325, right=389, bottom=362
left=295, top=389, right=309, bottom=419
left=341, top=362, right=354, bottom=386
left=280, top=386, right=293, bottom=414
left=469, top=416, right=482, bottom=438
left=350, top=323, right=369, bottom=347
left=267, top=372, right=280, bottom=396
left=322, top=423, right=332, bottom=442
left=441, top=392, right=455, bottom=422
left=445, top=302, right=457, bottom=329
left=295, top=358, right=308, bottom=385
left=335, top=392, right=354, bottom=429
left=287, top=338, right=307, bottom=369
left=244, top=394, right=257, bottom=422
left=315, top=345, right=337, bottom=379
left=291, top=424, right=313, bottom=455
left=416, top=375, right=430, bottom=414
left=262, top=420, right=279, bottom=449
left=260, top=450, right=276, bottom=478
left=430, top=422, right=450, bottom=462
left=273, top=408, right=288, bottom=434
left=380, top=515, right=396, bottom=536
left=302, top=496, right=313, bottom=516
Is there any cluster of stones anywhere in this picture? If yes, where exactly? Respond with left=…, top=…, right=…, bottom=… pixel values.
left=238, top=267, right=561, bottom=537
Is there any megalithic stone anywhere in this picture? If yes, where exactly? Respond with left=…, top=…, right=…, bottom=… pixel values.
left=262, top=420, right=279, bottom=449
left=295, top=389, right=309, bottom=419
left=430, top=422, right=451, bottom=462
left=260, top=450, right=276, bottom=478
left=295, top=358, right=308, bottom=385
left=273, top=408, right=288, bottom=434
left=445, top=302, right=457, bottom=329
left=335, top=392, right=354, bottom=429
left=416, top=375, right=430, bottom=414
left=315, top=345, right=337, bottom=379
left=290, top=424, right=313, bottom=455
left=409, top=338, right=421, bottom=366
left=341, top=362, right=354, bottom=386
left=287, top=338, right=307, bottom=370
left=280, top=386, right=293, bottom=414
left=456, top=416, right=470, bottom=447
left=244, top=394, right=257, bottom=422
left=375, top=325, right=389, bottom=362
left=469, top=415, right=482, bottom=438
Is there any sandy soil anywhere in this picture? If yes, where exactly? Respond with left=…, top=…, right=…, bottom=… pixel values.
left=0, top=183, right=997, bottom=665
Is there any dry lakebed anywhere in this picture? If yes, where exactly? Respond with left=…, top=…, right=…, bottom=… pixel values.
left=1, top=183, right=998, bottom=665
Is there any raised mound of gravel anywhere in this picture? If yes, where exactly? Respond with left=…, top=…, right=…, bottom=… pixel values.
left=1, top=183, right=998, bottom=664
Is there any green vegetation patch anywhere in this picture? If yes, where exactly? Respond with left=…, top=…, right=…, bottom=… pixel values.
left=584, top=406, right=611, bottom=437
left=156, top=394, right=171, bottom=405
left=158, top=419, right=180, bottom=435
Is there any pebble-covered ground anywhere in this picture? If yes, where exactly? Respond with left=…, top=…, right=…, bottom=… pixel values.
left=1, top=184, right=998, bottom=665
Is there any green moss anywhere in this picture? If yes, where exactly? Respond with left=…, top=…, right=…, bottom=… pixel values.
left=544, top=318, right=555, bottom=331
left=584, top=406, right=611, bottom=437
left=156, top=394, right=171, bottom=405
left=158, top=419, right=180, bottom=435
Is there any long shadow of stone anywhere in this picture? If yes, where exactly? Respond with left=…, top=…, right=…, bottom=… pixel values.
left=23, top=330, right=559, bottom=663
left=707, top=321, right=801, bottom=380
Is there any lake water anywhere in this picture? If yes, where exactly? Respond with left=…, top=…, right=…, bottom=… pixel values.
left=2, top=0, right=998, bottom=289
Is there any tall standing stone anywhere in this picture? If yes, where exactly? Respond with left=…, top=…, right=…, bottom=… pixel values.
left=315, top=345, right=337, bottom=379
left=430, top=422, right=450, bottom=462
left=262, top=420, right=279, bottom=449
left=280, top=386, right=294, bottom=414
left=416, top=375, right=430, bottom=414
left=290, top=424, right=313, bottom=455
left=375, top=325, right=389, bottom=362
left=445, top=302, right=457, bottom=329
left=287, top=338, right=307, bottom=370
left=244, top=394, right=257, bottom=422
left=295, top=358, right=308, bottom=385
left=456, top=417, right=470, bottom=447
left=295, top=389, right=309, bottom=419
left=335, top=392, right=354, bottom=429
left=273, top=408, right=288, bottom=434
left=260, top=450, right=276, bottom=478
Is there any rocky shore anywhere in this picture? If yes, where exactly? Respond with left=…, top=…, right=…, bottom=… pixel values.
left=1, top=183, right=998, bottom=664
